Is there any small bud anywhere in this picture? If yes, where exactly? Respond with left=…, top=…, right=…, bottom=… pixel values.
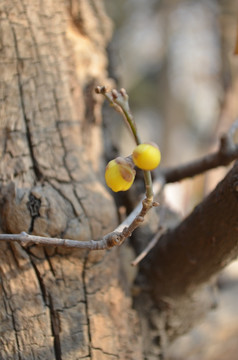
left=112, top=89, right=118, bottom=99
left=132, top=143, right=161, bottom=171
left=120, top=88, right=128, bottom=100
left=105, top=157, right=136, bottom=192
left=95, top=86, right=106, bottom=94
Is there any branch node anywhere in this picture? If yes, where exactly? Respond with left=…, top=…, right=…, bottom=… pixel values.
left=105, top=232, right=121, bottom=248
left=153, top=201, right=160, bottom=207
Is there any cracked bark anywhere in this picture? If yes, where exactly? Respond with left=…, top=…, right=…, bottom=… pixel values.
left=0, top=1, right=142, bottom=359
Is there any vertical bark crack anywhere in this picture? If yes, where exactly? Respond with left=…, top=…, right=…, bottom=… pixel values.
left=49, top=294, right=62, bottom=360
left=10, top=25, right=43, bottom=182
left=52, top=90, right=74, bottom=183
left=82, top=254, right=92, bottom=358
left=52, top=91, right=94, bottom=239
left=26, top=252, right=61, bottom=360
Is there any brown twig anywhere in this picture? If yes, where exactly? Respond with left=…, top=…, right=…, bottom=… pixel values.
left=160, top=120, right=238, bottom=183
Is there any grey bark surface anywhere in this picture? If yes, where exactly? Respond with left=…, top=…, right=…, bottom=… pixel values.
left=0, top=1, right=142, bottom=359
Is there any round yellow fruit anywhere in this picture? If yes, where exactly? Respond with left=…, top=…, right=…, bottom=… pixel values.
left=132, top=143, right=161, bottom=171
left=105, top=157, right=135, bottom=192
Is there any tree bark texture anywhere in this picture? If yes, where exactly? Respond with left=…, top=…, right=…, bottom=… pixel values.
left=0, top=1, right=143, bottom=359
left=133, top=161, right=238, bottom=358
left=148, top=162, right=238, bottom=299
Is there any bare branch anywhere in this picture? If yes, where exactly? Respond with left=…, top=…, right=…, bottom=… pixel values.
left=160, top=120, right=238, bottom=183
left=0, top=231, right=118, bottom=250
left=0, top=198, right=159, bottom=250
left=131, top=226, right=166, bottom=266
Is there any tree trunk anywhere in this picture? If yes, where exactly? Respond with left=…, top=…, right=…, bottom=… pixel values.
left=0, top=1, right=142, bottom=359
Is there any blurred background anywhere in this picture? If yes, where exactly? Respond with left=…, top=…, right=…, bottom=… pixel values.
left=104, top=0, right=238, bottom=214
left=104, top=0, right=238, bottom=359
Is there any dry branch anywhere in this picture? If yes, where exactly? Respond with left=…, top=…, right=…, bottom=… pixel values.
left=0, top=198, right=159, bottom=250
left=160, top=119, right=238, bottom=183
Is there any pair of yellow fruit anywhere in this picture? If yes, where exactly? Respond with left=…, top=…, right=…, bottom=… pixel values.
left=105, top=143, right=161, bottom=192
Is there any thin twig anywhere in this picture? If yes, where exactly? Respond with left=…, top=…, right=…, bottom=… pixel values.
left=0, top=199, right=159, bottom=250
left=131, top=226, right=166, bottom=266
left=0, top=178, right=165, bottom=251
left=0, top=232, right=117, bottom=250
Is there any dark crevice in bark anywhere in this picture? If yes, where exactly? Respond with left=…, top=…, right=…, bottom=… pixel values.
left=49, top=294, right=62, bottom=360
left=27, top=193, right=41, bottom=233
left=27, top=252, right=47, bottom=305
left=68, top=0, right=88, bottom=37
left=47, top=180, right=79, bottom=220
left=73, top=188, right=94, bottom=238
left=27, top=251, right=62, bottom=360
left=10, top=25, right=43, bottom=182
left=44, top=248, right=56, bottom=277
left=83, top=81, right=97, bottom=126
left=52, top=90, right=74, bottom=182
left=82, top=254, right=92, bottom=359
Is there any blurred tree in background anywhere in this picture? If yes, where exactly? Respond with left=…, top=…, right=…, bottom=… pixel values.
left=105, top=0, right=238, bottom=213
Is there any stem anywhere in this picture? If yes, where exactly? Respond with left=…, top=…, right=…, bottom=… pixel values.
left=144, top=170, right=154, bottom=201
left=96, top=86, right=154, bottom=202
left=105, top=91, right=141, bottom=145
left=120, top=111, right=154, bottom=200
left=119, top=105, right=141, bottom=145
left=113, top=93, right=153, bottom=201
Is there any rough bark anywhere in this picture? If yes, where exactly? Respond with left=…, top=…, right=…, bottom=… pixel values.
left=133, top=161, right=238, bottom=358
left=0, top=1, right=142, bottom=359
left=148, top=161, right=238, bottom=299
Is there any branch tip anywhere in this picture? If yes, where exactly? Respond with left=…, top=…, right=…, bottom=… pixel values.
left=112, top=89, right=118, bottom=99
left=95, top=85, right=107, bottom=94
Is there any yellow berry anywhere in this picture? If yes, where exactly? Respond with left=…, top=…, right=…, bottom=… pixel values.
left=105, top=157, right=136, bottom=192
left=132, top=143, right=161, bottom=170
